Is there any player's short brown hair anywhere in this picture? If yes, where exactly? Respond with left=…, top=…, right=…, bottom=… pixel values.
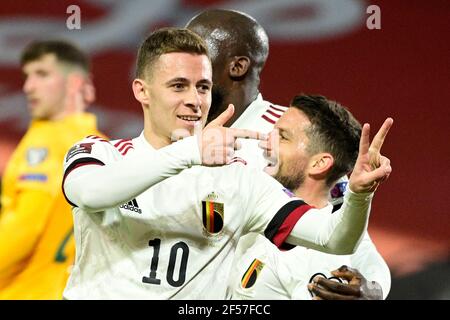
left=135, top=27, right=209, bottom=79
left=290, top=94, right=362, bottom=186
left=20, top=40, right=90, bottom=73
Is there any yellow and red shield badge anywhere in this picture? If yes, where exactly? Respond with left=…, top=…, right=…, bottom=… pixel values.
left=241, top=259, right=265, bottom=289
left=201, top=199, right=224, bottom=234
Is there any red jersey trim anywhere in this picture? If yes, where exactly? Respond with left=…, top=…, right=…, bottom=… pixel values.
left=122, top=145, right=134, bottom=156
left=114, top=139, right=131, bottom=148
left=265, top=109, right=282, bottom=119
left=113, top=139, right=134, bottom=156
left=264, top=200, right=313, bottom=249
left=261, top=114, right=276, bottom=124
left=268, top=105, right=287, bottom=113
left=272, top=204, right=313, bottom=249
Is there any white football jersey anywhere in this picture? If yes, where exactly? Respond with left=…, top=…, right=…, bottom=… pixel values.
left=229, top=205, right=390, bottom=300
left=62, top=133, right=317, bottom=299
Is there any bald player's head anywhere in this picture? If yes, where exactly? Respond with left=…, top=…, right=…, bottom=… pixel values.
left=186, top=9, right=269, bottom=123
left=186, top=9, right=268, bottom=69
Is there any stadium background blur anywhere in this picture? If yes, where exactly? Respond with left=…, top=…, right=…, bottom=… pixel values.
left=0, top=0, right=448, bottom=299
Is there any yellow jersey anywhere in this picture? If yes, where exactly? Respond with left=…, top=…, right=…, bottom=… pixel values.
left=0, top=113, right=104, bottom=299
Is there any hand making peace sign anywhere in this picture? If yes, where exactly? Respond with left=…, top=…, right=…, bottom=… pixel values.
left=349, top=118, right=394, bottom=193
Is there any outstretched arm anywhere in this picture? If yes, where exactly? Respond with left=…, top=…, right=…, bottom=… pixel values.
left=64, top=105, right=267, bottom=212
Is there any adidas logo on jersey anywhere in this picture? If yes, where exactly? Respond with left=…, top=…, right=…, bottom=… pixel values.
left=120, top=198, right=142, bottom=214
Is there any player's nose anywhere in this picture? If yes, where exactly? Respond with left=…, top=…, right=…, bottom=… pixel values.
left=184, top=86, right=201, bottom=111
left=23, top=76, right=35, bottom=94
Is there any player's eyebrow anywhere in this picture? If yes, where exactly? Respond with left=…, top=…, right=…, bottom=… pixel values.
left=196, top=79, right=212, bottom=87
left=165, top=77, right=212, bottom=88
left=165, top=77, right=189, bottom=85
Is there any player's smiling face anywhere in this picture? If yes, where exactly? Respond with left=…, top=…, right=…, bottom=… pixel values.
left=271, top=107, right=313, bottom=191
left=144, top=52, right=212, bottom=145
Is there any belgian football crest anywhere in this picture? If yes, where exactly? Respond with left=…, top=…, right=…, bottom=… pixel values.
left=241, top=259, right=265, bottom=289
left=201, top=192, right=224, bottom=234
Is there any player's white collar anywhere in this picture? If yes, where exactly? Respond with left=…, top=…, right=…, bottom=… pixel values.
left=134, top=131, right=156, bottom=151
left=230, top=93, right=265, bottom=129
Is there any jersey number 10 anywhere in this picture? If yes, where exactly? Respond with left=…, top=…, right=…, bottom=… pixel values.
left=142, top=238, right=189, bottom=287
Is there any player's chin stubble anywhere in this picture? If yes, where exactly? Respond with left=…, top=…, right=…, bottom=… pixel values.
left=273, top=166, right=305, bottom=193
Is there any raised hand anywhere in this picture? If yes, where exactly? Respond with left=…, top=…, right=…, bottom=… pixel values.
left=348, top=118, right=393, bottom=193
left=199, top=104, right=266, bottom=165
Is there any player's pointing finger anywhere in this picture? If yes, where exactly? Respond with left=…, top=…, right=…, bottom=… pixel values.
left=370, top=117, right=393, bottom=152
left=231, top=128, right=267, bottom=140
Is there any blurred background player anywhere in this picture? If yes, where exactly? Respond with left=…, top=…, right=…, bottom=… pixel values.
left=186, top=9, right=390, bottom=299
left=229, top=95, right=392, bottom=300
left=0, top=40, right=103, bottom=299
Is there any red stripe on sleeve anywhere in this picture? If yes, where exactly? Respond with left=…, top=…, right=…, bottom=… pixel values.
left=261, top=114, right=276, bottom=124
left=272, top=204, right=313, bottom=248
left=121, top=145, right=134, bottom=156
left=266, top=109, right=282, bottom=118
left=114, top=139, right=131, bottom=148
left=118, top=142, right=133, bottom=152
left=269, top=105, right=287, bottom=113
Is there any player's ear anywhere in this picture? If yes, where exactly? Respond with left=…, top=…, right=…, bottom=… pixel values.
left=65, top=73, right=83, bottom=94
left=64, top=73, right=85, bottom=113
left=132, top=78, right=150, bottom=106
left=83, top=76, right=96, bottom=105
left=228, top=56, right=250, bottom=79
left=309, top=153, right=334, bottom=177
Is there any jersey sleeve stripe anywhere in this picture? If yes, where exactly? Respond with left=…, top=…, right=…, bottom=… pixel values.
left=265, top=109, right=282, bottom=118
left=261, top=114, right=276, bottom=124
left=118, top=142, right=133, bottom=152
left=268, top=105, right=287, bottom=113
left=264, top=200, right=312, bottom=249
left=121, top=145, right=134, bottom=156
left=114, top=139, right=131, bottom=148
left=62, top=157, right=105, bottom=207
